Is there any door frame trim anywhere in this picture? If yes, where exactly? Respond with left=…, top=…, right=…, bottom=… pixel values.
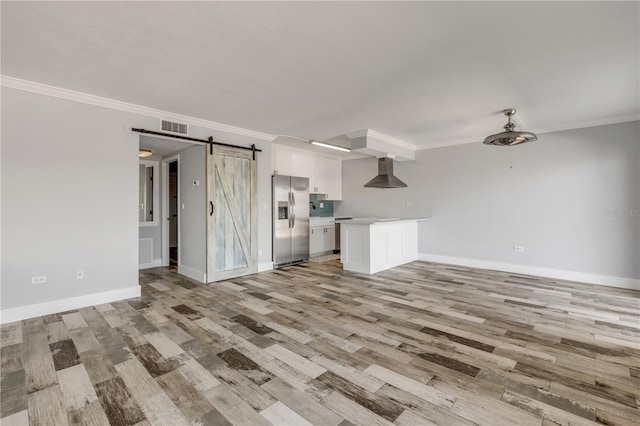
left=161, top=154, right=180, bottom=267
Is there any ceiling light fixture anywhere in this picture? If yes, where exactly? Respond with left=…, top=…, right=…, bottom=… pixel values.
left=483, top=109, right=537, bottom=146
left=310, top=141, right=351, bottom=152
left=139, top=149, right=153, bottom=157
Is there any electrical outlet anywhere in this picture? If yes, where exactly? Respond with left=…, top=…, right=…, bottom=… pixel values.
left=513, top=245, right=525, bottom=252
left=319, top=202, right=324, bottom=208
left=76, top=269, right=85, bottom=279
left=32, top=276, right=46, bottom=284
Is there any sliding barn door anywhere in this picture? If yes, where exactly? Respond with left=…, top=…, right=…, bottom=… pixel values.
left=207, top=146, right=257, bottom=282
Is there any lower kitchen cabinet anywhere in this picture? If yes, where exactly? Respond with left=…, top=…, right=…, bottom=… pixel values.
left=310, top=225, right=335, bottom=256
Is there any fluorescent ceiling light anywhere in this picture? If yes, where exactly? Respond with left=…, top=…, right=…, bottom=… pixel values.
left=311, top=141, right=351, bottom=152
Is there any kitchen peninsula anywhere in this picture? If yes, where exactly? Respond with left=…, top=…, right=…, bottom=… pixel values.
left=338, top=217, right=428, bottom=274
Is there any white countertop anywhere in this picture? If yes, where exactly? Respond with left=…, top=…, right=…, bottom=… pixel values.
left=338, top=217, right=429, bottom=225
left=310, top=216, right=352, bottom=220
left=309, top=217, right=336, bottom=227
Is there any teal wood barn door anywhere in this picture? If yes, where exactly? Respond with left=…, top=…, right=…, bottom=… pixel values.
left=206, top=146, right=257, bottom=282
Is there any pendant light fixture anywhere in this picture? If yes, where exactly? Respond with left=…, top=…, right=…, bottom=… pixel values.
left=483, top=109, right=537, bottom=146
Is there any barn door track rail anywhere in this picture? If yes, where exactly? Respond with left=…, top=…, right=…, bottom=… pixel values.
left=132, top=128, right=262, bottom=160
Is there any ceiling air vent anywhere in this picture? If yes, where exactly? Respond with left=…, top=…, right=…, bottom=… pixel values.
left=161, top=119, right=188, bottom=135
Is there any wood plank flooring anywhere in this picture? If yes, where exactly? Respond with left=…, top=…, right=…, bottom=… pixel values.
left=2, top=260, right=639, bottom=425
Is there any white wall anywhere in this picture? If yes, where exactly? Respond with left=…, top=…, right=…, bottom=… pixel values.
left=1, top=86, right=274, bottom=321
left=337, top=121, right=640, bottom=288
left=256, top=143, right=274, bottom=270
left=1, top=88, right=143, bottom=314
left=177, top=144, right=207, bottom=281
left=139, top=227, right=162, bottom=267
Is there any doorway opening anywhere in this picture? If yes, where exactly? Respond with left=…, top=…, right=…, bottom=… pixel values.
left=161, top=154, right=180, bottom=268
left=168, top=160, right=179, bottom=268
left=139, top=135, right=193, bottom=273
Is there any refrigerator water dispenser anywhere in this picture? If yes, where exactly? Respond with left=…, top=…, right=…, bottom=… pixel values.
left=278, top=202, right=289, bottom=220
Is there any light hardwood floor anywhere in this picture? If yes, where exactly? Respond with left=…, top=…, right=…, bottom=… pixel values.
left=1, top=260, right=639, bottom=425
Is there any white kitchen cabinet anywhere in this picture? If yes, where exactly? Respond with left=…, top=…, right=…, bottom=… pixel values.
left=309, top=227, right=324, bottom=255
left=324, top=225, right=336, bottom=252
left=274, top=149, right=312, bottom=179
left=340, top=218, right=426, bottom=274
left=324, top=158, right=342, bottom=200
left=291, top=151, right=313, bottom=179
left=311, top=156, right=342, bottom=199
left=273, top=145, right=342, bottom=200
left=274, top=149, right=292, bottom=176
left=310, top=220, right=336, bottom=256
left=310, top=156, right=326, bottom=194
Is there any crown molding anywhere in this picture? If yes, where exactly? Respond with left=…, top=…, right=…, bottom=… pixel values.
left=1, top=75, right=276, bottom=142
left=413, top=137, right=482, bottom=151
left=530, top=114, right=640, bottom=136
left=346, top=129, right=417, bottom=151
left=415, top=114, right=640, bottom=151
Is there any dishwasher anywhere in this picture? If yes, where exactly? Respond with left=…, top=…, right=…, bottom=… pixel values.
left=333, top=217, right=352, bottom=253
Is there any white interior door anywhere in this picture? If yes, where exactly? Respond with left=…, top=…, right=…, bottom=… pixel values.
left=207, top=146, right=257, bottom=282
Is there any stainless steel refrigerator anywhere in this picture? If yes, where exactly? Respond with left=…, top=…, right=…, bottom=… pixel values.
left=273, top=175, right=309, bottom=268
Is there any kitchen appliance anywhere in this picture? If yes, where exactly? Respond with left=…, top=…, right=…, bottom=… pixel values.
left=273, top=175, right=310, bottom=268
left=364, top=157, right=407, bottom=189
left=334, top=216, right=352, bottom=253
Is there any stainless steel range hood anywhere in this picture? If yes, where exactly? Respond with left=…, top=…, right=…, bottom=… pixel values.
left=364, top=157, right=407, bottom=189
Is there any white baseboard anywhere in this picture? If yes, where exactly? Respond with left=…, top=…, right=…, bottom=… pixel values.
left=139, top=259, right=162, bottom=270
left=418, top=253, right=640, bottom=290
left=0, top=286, right=141, bottom=324
left=178, top=265, right=206, bottom=283
left=258, top=262, right=274, bottom=273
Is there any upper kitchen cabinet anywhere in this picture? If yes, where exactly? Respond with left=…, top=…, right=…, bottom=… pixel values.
left=310, top=156, right=326, bottom=195
left=273, top=149, right=314, bottom=179
left=324, top=158, right=342, bottom=201
left=272, top=145, right=342, bottom=200
left=292, top=152, right=313, bottom=180
left=274, top=149, right=293, bottom=176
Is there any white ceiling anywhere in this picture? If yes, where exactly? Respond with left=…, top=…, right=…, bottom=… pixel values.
left=2, top=2, right=638, bottom=151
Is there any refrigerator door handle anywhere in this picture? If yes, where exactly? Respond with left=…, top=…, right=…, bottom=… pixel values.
left=291, top=191, right=296, bottom=228
left=287, top=192, right=292, bottom=228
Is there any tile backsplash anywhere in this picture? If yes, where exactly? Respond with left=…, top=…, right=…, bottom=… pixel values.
left=309, top=194, right=338, bottom=217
